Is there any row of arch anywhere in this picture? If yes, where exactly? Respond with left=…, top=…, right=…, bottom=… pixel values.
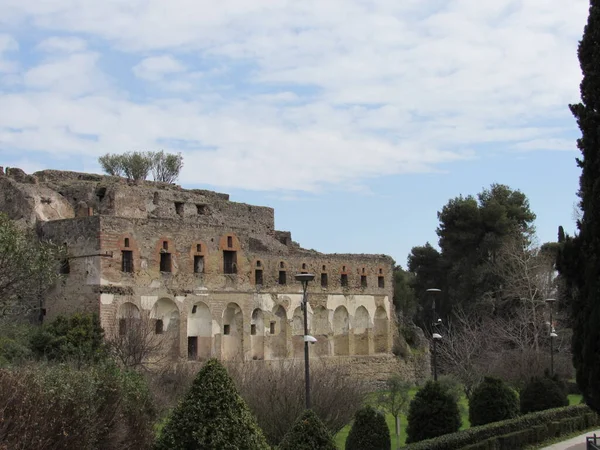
left=116, top=299, right=390, bottom=360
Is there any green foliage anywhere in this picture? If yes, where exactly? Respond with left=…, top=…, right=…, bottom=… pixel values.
left=564, top=0, right=600, bottom=415
left=520, top=377, right=568, bottom=414
left=98, top=151, right=184, bottom=183
left=345, top=406, right=390, bottom=450
left=402, top=404, right=598, bottom=450
left=437, top=375, right=468, bottom=417
left=378, top=375, right=412, bottom=421
left=406, top=381, right=461, bottom=443
left=151, top=150, right=184, bottom=183
left=468, top=377, right=519, bottom=426
left=407, top=184, right=536, bottom=325
left=155, top=359, right=269, bottom=450
left=30, top=313, right=106, bottom=364
left=0, top=213, right=64, bottom=318
left=279, top=409, right=337, bottom=450
left=0, top=362, right=156, bottom=450
left=393, top=266, right=417, bottom=320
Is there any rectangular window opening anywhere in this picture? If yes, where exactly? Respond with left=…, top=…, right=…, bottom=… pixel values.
left=155, top=319, right=164, bottom=334
left=279, top=271, right=287, bottom=285
left=160, top=252, right=172, bottom=272
left=341, top=274, right=348, bottom=287
left=361, top=275, right=367, bottom=288
left=121, top=250, right=134, bottom=273
left=227, top=236, right=233, bottom=248
left=188, top=336, right=198, bottom=360
left=196, top=204, right=206, bottom=215
left=175, top=202, right=184, bottom=216
left=321, top=273, right=328, bottom=288
left=224, top=324, right=231, bottom=335
left=251, top=324, right=257, bottom=335
left=269, top=321, right=276, bottom=334
left=378, top=276, right=385, bottom=288
left=255, top=269, right=263, bottom=285
left=223, top=250, right=237, bottom=274
left=194, top=255, right=205, bottom=274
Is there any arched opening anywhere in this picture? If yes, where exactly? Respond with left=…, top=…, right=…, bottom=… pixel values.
left=353, top=306, right=372, bottom=355
left=312, top=305, right=331, bottom=357
left=333, top=306, right=350, bottom=356
left=251, top=308, right=265, bottom=360
left=117, top=302, right=140, bottom=336
left=222, top=303, right=243, bottom=360
left=187, top=302, right=212, bottom=360
left=292, top=305, right=312, bottom=358
left=269, top=305, right=288, bottom=358
left=150, top=298, right=180, bottom=356
left=374, top=306, right=389, bottom=353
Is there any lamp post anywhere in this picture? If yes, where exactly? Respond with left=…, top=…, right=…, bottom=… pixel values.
left=427, top=288, right=442, bottom=381
left=296, top=273, right=315, bottom=409
left=546, top=298, right=557, bottom=376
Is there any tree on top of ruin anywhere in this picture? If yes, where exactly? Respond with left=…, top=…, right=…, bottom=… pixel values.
left=98, top=151, right=183, bottom=183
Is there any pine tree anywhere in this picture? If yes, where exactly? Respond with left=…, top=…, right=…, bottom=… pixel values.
left=154, top=359, right=269, bottom=450
left=568, top=0, right=600, bottom=414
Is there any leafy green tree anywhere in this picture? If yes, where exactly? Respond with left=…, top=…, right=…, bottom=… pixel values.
left=0, top=214, right=64, bottom=319
left=279, top=409, right=337, bottom=450
left=30, top=313, right=106, bottom=365
left=405, top=381, right=461, bottom=444
left=98, top=153, right=125, bottom=176
left=377, top=376, right=411, bottom=450
left=151, top=150, right=184, bottom=183
left=345, top=405, right=390, bottom=450
left=564, top=0, right=600, bottom=415
left=155, top=358, right=269, bottom=450
left=407, top=243, right=443, bottom=328
left=520, top=376, right=568, bottom=414
left=468, top=377, right=519, bottom=426
left=393, top=266, right=417, bottom=321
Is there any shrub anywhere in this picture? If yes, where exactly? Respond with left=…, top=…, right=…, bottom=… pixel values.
left=30, top=313, right=106, bottom=365
left=155, top=359, right=269, bottom=450
left=469, top=377, right=519, bottom=426
left=406, top=380, right=461, bottom=443
left=0, top=362, right=155, bottom=450
left=278, top=409, right=337, bottom=450
left=402, top=405, right=597, bottom=450
left=520, top=376, right=569, bottom=414
left=229, top=359, right=366, bottom=446
left=345, top=406, right=390, bottom=450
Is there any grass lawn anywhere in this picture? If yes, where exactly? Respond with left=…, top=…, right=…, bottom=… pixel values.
left=334, top=392, right=582, bottom=449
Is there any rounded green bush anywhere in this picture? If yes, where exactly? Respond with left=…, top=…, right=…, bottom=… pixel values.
left=345, top=405, right=390, bottom=450
left=155, top=359, right=269, bottom=450
left=406, top=380, right=461, bottom=443
left=520, top=376, right=569, bottom=414
left=279, top=409, right=337, bottom=450
left=469, top=377, right=519, bottom=426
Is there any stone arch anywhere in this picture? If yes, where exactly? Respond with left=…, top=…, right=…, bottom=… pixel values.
left=269, top=305, right=288, bottom=358
left=250, top=308, right=265, bottom=360
left=333, top=305, right=350, bottom=356
left=312, top=305, right=330, bottom=357
left=150, top=298, right=180, bottom=355
left=374, top=306, right=389, bottom=353
left=187, top=302, right=212, bottom=360
left=222, top=303, right=243, bottom=360
left=116, top=302, right=140, bottom=336
left=353, top=306, right=371, bottom=355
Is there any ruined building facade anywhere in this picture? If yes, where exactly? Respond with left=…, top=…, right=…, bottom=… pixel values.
left=0, top=168, right=395, bottom=362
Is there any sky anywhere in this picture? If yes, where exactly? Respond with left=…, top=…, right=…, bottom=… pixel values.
left=0, top=0, right=590, bottom=266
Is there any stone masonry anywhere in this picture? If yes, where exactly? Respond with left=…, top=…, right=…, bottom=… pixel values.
left=0, top=167, right=400, bottom=365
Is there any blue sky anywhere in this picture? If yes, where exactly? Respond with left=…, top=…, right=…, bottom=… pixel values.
left=0, top=0, right=589, bottom=265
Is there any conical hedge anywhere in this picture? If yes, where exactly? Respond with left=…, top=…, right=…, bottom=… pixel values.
left=345, top=405, right=390, bottom=450
left=469, top=377, right=519, bottom=426
left=278, top=409, right=336, bottom=450
left=154, top=359, right=269, bottom=450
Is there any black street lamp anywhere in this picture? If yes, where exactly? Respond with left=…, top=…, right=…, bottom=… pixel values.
left=427, top=288, right=442, bottom=381
left=296, top=273, right=316, bottom=409
left=546, top=298, right=557, bottom=376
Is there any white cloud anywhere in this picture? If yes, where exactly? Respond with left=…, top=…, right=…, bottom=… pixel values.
left=0, top=34, right=18, bottom=73
left=0, top=0, right=590, bottom=191
left=132, top=55, right=186, bottom=81
left=37, top=36, right=87, bottom=53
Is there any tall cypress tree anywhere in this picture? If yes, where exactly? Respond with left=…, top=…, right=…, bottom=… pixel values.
left=568, top=0, right=600, bottom=414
